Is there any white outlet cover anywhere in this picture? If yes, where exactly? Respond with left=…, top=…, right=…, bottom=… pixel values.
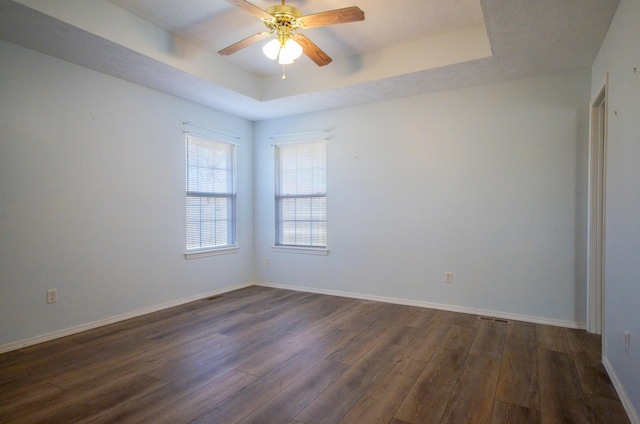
left=47, top=289, right=57, bottom=304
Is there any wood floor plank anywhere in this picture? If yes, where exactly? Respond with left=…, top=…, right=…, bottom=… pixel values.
left=573, top=349, right=620, bottom=400
left=189, top=286, right=294, bottom=320
left=0, top=337, right=85, bottom=374
left=565, top=327, right=601, bottom=360
left=132, top=370, right=259, bottom=424
left=11, top=372, right=165, bottom=423
left=89, top=369, right=255, bottom=422
left=583, top=393, right=631, bottom=424
left=494, top=322, right=540, bottom=410
left=505, top=320, right=537, bottom=348
left=238, top=359, right=350, bottom=424
left=223, top=297, right=355, bottom=378
left=327, top=306, right=405, bottom=365
left=65, top=296, right=217, bottom=346
left=48, top=337, right=167, bottom=390
left=234, top=305, right=356, bottom=377
left=141, top=310, right=248, bottom=342
left=402, top=310, right=455, bottom=362
left=143, top=288, right=304, bottom=344
left=393, top=345, right=469, bottom=423
left=536, top=324, right=570, bottom=353
left=188, top=328, right=357, bottom=423
left=338, top=357, right=425, bottom=424
left=335, top=300, right=396, bottom=333
left=537, top=348, right=591, bottom=423
left=393, top=320, right=479, bottom=423
left=452, top=311, right=481, bottom=328
left=147, top=326, right=275, bottom=383
left=565, top=328, right=621, bottom=401
left=398, top=305, right=437, bottom=328
left=491, top=400, right=541, bottom=424
left=439, top=353, right=501, bottom=424
left=148, top=299, right=332, bottom=382
left=0, top=382, right=63, bottom=418
left=215, top=292, right=319, bottom=336
left=295, top=325, right=422, bottom=424
left=469, top=319, right=508, bottom=360
left=232, top=289, right=313, bottom=316
left=0, top=287, right=630, bottom=424
left=0, top=337, right=113, bottom=387
left=441, top=323, right=478, bottom=352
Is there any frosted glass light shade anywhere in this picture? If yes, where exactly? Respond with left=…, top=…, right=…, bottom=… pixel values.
left=263, top=39, right=281, bottom=60
left=278, top=53, right=294, bottom=65
left=288, top=39, right=303, bottom=59
left=280, top=39, right=302, bottom=62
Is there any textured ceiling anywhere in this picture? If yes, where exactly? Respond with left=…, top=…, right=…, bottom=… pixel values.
left=0, top=0, right=620, bottom=121
left=107, top=0, right=486, bottom=77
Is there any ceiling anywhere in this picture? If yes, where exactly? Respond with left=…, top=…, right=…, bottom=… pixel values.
left=108, top=0, right=486, bottom=78
left=0, top=0, right=620, bottom=121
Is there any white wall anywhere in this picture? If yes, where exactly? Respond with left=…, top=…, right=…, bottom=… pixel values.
left=591, top=0, right=640, bottom=420
left=0, top=41, right=254, bottom=348
left=0, top=38, right=595, bottom=350
left=255, top=69, right=591, bottom=328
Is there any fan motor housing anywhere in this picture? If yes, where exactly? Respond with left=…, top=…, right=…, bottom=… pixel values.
left=266, top=5, right=302, bottom=21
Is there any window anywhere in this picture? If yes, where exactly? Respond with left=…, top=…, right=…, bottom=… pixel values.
left=185, top=135, right=236, bottom=254
left=275, top=141, right=327, bottom=248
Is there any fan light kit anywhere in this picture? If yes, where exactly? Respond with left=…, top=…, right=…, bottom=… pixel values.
left=219, top=0, right=365, bottom=79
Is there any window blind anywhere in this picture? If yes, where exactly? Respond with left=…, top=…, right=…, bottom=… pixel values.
left=275, top=141, right=327, bottom=247
left=185, top=135, right=236, bottom=251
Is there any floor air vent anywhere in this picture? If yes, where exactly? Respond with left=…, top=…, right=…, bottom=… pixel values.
left=478, top=316, right=509, bottom=323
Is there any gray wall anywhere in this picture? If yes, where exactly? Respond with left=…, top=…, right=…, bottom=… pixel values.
left=0, top=41, right=255, bottom=347
left=591, top=0, right=640, bottom=419
left=254, top=69, right=591, bottom=328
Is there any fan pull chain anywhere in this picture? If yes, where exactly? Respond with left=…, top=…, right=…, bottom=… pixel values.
left=282, top=64, right=286, bottom=80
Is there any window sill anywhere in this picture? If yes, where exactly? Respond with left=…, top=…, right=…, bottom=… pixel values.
left=185, top=246, right=239, bottom=260
left=271, top=246, right=329, bottom=256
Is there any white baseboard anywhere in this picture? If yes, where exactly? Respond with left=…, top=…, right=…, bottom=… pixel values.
left=0, top=281, right=254, bottom=354
left=1, top=279, right=588, bottom=353
left=603, top=356, right=640, bottom=424
left=256, top=281, right=586, bottom=330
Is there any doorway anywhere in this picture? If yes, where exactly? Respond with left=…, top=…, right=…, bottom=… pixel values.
left=587, top=77, right=607, bottom=335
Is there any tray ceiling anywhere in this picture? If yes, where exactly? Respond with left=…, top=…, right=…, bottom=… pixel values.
left=0, top=0, right=620, bottom=121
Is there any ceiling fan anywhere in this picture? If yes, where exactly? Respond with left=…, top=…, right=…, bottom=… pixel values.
left=218, top=0, right=365, bottom=71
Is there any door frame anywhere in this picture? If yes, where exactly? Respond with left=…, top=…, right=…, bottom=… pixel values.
left=587, top=75, right=608, bottom=335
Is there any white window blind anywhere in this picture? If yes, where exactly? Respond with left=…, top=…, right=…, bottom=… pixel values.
left=275, top=141, right=327, bottom=247
left=185, top=135, right=236, bottom=251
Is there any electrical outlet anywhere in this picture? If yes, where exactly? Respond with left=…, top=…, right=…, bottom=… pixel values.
left=445, top=272, right=453, bottom=284
left=47, top=289, right=57, bottom=304
left=625, top=331, right=631, bottom=356
left=265, top=258, right=270, bottom=267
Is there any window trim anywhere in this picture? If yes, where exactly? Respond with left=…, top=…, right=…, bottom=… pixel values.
left=271, top=245, right=329, bottom=256
left=185, top=246, right=239, bottom=260
left=184, top=134, right=238, bottom=257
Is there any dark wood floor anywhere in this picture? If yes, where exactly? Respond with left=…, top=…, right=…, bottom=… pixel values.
left=0, top=286, right=630, bottom=423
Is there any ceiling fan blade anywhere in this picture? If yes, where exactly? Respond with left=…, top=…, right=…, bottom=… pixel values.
left=218, top=32, right=271, bottom=55
left=294, top=34, right=332, bottom=66
left=224, top=0, right=273, bottom=21
left=299, top=6, right=364, bottom=28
